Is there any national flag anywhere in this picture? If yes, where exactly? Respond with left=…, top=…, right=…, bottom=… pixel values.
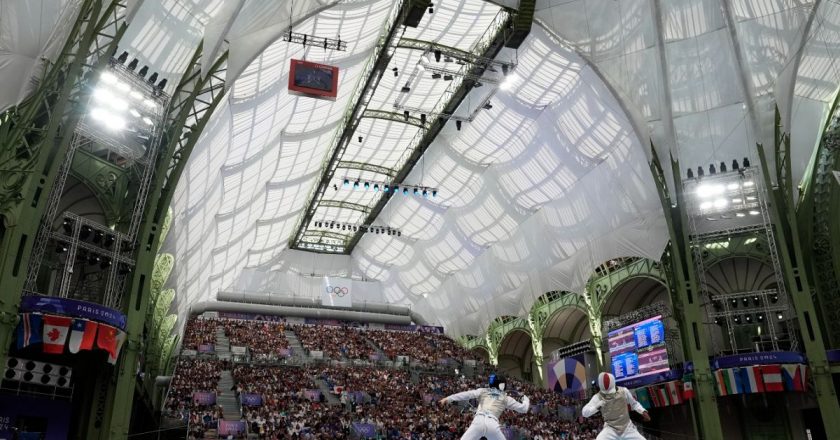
left=666, top=381, right=683, bottom=404
left=727, top=368, right=743, bottom=394
left=683, top=380, right=695, bottom=400
left=761, top=365, right=784, bottom=392
left=656, top=384, right=670, bottom=406
left=740, top=366, right=765, bottom=393
left=16, top=313, right=43, bottom=349
left=634, top=387, right=652, bottom=409
left=107, top=329, right=127, bottom=365
left=781, top=364, right=804, bottom=392
left=648, top=386, right=661, bottom=406
left=97, top=324, right=118, bottom=359
left=715, top=370, right=727, bottom=396
left=68, top=319, right=98, bottom=353
left=42, top=315, right=72, bottom=354
left=799, top=364, right=809, bottom=391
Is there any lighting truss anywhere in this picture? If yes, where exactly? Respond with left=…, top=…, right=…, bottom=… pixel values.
left=419, top=63, right=501, bottom=85
left=682, top=168, right=760, bottom=220
left=548, top=340, right=593, bottom=361
left=337, top=177, right=437, bottom=198
left=310, top=220, right=402, bottom=236
left=281, top=31, right=348, bottom=51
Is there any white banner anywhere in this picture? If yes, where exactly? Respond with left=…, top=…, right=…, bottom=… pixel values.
left=321, top=276, right=352, bottom=307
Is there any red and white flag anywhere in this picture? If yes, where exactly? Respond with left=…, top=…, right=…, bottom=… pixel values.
left=682, top=380, right=695, bottom=400
left=42, top=315, right=72, bottom=354
left=666, top=381, right=683, bottom=404
left=762, top=365, right=784, bottom=392
left=107, top=329, right=127, bottom=365
left=68, top=319, right=98, bottom=353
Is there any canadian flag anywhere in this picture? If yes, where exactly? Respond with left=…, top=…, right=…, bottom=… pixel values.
left=42, top=315, right=72, bottom=354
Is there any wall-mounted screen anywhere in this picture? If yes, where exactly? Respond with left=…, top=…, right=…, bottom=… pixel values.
left=288, top=59, right=339, bottom=99
left=607, top=315, right=669, bottom=381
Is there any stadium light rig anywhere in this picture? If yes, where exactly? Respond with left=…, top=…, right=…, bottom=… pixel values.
left=338, top=177, right=437, bottom=199
left=91, top=52, right=165, bottom=133
left=311, top=221, right=402, bottom=237
left=682, top=158, right=759, bottom=220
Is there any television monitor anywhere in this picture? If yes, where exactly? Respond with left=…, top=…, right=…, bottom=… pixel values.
left=607, top=315, right=669, bottom=381
left=288, top=59, right=339, bottom=99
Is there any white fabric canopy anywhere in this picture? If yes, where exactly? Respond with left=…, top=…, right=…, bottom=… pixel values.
left=99, top=0, right=840, bottom=337
left=0, top=0, right=82, bottom=112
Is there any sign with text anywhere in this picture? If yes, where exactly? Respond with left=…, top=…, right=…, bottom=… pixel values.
left=608, top=316, right=669, bottom=380
left=218, top=420, right=246, bottom=436
left=321, top=277, right=352, bottom=307
left=20, top=296, right=126, bottom=330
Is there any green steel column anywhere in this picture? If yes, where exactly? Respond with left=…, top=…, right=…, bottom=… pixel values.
left=100, top=47, right=229, bottom=438
left=0, top=0, right=127, bottom=370
left=756, top=146, right=840, bottom=437
left=582, top=285, right=604, bottom=372
left=649, top=152, right=724, bottom=440
left=527, top=312, right=546, bottom=387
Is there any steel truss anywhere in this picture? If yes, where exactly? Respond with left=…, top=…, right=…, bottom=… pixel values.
left=685, top=168, right=795, bottom=355
left=22, top=0, right=134, bottom=298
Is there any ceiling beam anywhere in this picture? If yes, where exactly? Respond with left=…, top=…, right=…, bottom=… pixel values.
left=316, top=200, right=371, bottom=213
left=289, top=1, right=417, bottom=252
left=344, top=11, right=522, bottom=252
left=362, top=109, right=428, bottom=129
left=336, top=161, right=397, bottom=178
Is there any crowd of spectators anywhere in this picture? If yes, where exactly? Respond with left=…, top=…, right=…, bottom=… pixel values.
left=163, top=358, right=224, bottom=439
left=170, top=318, right=606, bottom=439
left=292, top=324, right=376, bottom=360
left=182, top=317, right=218, bottom=350
left=223, top=320, right=290, bottom=358
left=364, top=329, right=478, bottom=366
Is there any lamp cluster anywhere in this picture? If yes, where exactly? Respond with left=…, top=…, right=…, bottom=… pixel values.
left=90, top=52, right=164, bottom=133
left=311, top=221, right=401, bottom=236
left=686, top=157, right=750, bottom=179
left=56, top=217, right=131, bottom=274
left=337, top=178, right=437, bottom=199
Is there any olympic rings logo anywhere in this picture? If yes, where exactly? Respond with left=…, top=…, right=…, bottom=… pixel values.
left=325, top=286, right=349, bottom=297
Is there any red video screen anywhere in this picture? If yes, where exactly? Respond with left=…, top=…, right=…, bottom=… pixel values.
left=288, top=59, right=339, bottom=99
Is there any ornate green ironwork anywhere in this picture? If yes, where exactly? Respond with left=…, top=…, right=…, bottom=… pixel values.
left=69, top=149, right=130, bottom=225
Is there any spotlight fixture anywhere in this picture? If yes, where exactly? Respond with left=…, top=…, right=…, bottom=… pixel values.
left=777, top=312, right=784, bottom=320
left=455, top=120, right=462, bottom=131
left=117, top=51, right=129, bottom=64
left=431, top=73, right=441, bottom=79
left=434, top=50, right=441, bottom=62
left=80, top=226, right=92, bottom=240
left=55, top=243, right=68, bottom=254
left=127, top=58, right=138, bottom=71
left=709, top=163, right=716, bottom=175
left=428, top=3, right=434, bottom=13
left=732, top=159, right=739, bottom=171
left=148, top=72, right=158, bottom=84
left=720, top=161, right=727, bottom=173
left=157, top=78, right=167, bottom=90
left=358, top=136, right=363, bottom=143
left=404, top=110, right=410, bottom=121
left=333, top=184, right=338, bottom=191
left=420, top=114, right=427, bottom=125
left=756, top=313, right=764, bottom=322
left=483, top=102, right=493, bottom=110
left=62, top=219, right=73, bottom=234
left=687, top=168, right=694, bottom=179
left=443, top=74, right=453, bottom=81
left=353, top=180, right=360, bottom=189
left=745, top=314, right=752, bottom=323
left=401, top=86, right=411, bottom=93
left=392, top=67, right=399, bottom=77
left=103, top=235, right=115, bottom=248
left=138, top=66, right=149, bottom=77
left=733, top=315, right=741, bottom=324
left=743, top=157, right=750, bottom=168
left=502, top=64, right=509, bottom=76
left=364, top=182, right=370, bottom=190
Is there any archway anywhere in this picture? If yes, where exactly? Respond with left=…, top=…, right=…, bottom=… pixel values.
left=601, top=276, right=669, bottom=319
left=470, top=346, right=490, bottom=364
left=541, top=306, right=591, bottom=356
left=497, top=329, right=533, bottom=382
left=702, top=257, right=786, bottom=354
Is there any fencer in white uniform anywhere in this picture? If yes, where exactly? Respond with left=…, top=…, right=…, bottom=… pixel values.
left=439, top=374, right=530, bottom=440
left=582, top=372, right=650, bottom=440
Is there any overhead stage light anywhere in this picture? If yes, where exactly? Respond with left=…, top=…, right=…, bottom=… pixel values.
left=431, top=73, right=441, bottom=79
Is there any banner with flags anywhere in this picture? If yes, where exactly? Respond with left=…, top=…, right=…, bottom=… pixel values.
left=714, top=364, right=807, bottom=395
left=634, top=387, right=652, bottom=409
left=16, top=313, right=42, bottom=349
left=42, top=315, right=72, bottom=354
left=68, top=319, right=98, bottom=353
left=633, top=380, right=689, bottom=408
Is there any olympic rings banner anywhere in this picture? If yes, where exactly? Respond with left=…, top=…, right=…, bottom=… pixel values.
left=321, top=277, right=352, bottom=308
